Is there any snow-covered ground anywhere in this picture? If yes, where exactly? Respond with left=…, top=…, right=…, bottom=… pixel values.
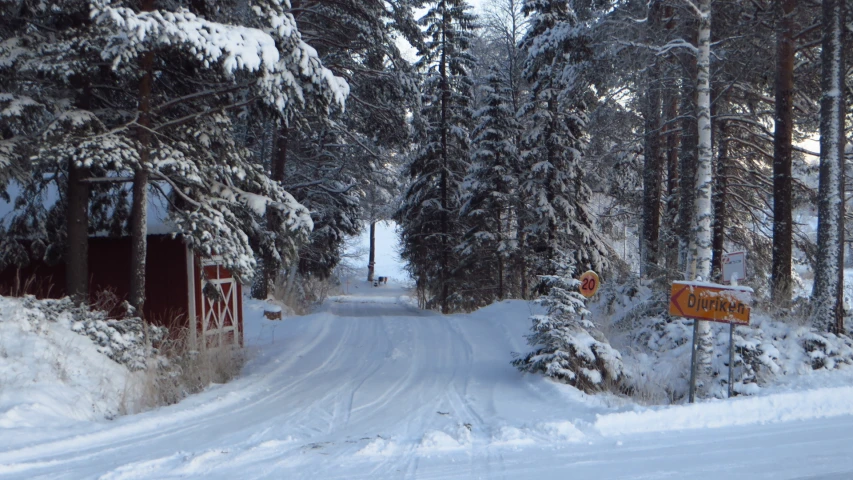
left=0, top=297, right=142, bottom=435
left=3, top=281, right=853, bottom=479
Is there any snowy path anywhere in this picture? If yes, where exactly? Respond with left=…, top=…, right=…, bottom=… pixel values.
left=3, top=282, right=853, bottom=479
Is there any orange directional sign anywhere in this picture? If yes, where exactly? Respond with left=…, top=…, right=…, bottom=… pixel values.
left=579, top=270, right=600, bottom=298
left=669, top=281, right=751, bottom=325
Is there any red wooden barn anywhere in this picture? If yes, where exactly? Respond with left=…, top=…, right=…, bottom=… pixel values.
left=0, top=235, right=244, bottom=349
left=0, top=187, right=245, bottom=348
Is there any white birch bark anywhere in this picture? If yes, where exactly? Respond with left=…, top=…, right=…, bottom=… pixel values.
left=812, top=0, right=846, bottom=333
left=691, top=0, right=715, bottom=389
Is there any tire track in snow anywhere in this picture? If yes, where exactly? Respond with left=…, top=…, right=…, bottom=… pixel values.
left=0, top=315, right=348, bottom=477
left=86, top=316, right=374, bottom=479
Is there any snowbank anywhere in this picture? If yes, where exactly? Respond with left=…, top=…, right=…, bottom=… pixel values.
left=0, top=296, right=141, bottom=431
left=595, top=386, right=853, bottom=436
left=595, top=279, right=853, bottom=402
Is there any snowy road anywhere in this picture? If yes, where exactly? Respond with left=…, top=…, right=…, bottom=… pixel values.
left=2, top=283, right=853, bottom=479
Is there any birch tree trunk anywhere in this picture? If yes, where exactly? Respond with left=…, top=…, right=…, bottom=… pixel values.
left=812, top=0, right=846, bottom=333
left=692, top=0, right=715, bottom=387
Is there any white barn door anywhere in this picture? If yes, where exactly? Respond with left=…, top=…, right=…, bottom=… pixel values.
left=200, top=259, right=240, bottom=348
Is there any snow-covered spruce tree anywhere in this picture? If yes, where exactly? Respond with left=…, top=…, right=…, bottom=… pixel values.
left=513, top=251, right=623, bottom=393
left=517, top=0, right=609, bottom=293
left=465, top=0, right=530, bottom=298
left=811, top=0, right=846, bottom=333
left=458, top=71, right=520, bottom=304
left=397, top=0, right=476, bottom=313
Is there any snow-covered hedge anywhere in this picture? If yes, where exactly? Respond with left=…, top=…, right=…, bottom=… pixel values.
left=0, top=295, right=146, bottom=427
left=22, top=296, right=167, bottom=371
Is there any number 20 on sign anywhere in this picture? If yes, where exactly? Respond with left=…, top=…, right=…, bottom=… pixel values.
left=579, top=271, right=600, bottom=298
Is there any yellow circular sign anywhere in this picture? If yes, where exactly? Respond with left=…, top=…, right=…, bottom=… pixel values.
left=579, top=270, right=600, bottom=298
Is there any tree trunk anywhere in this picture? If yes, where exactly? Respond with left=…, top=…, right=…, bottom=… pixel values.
left=495, top=204, right=504, bottom=300
left=518, top=216, right=528, bottom=300
left=130, top=41, right=154, bottom=318
left=439, top=13, right=450, bottom=314
left=66, top=161, right=89, bottom=303
left=663, top=84, right=680, bottom=277
left=129, top=166, right=149, bottom=315
left=258, top=122, right=289, bottom=299
left=711, top=119, right=728, bottom=280
left=693, top=0, right=714, bottom=389
left=771, top=0, right=797, bottom=305
left=497, top=255, right=504, bottom=300
left=693, top=0, right=713, bottom=283
left=812, top=0, right=846, bottom=333
left=677, top=28, right=698, bottom=275
left=641, top=0, right=663, bottom=277
left=367, top=221, right=376, bottom=281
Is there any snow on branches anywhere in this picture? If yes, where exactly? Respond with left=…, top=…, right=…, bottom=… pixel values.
left=91, top=0, right=348, bottom=118
left=514, top=252, right=623, bottom=392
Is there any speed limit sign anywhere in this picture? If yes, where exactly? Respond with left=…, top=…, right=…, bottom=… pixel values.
left=579, top=270, right=600, bottom=298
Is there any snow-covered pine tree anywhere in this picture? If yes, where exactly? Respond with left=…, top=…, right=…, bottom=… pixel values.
left=458, top=71, right=520, bottom=304
left=0, top=0, right=145, bottom=299
left=517, top=0, right=609, bottom=292
left=513, top=250, right=623, bottom=393
left=397, top=0, right=476, bottom=313
left=0, top=0, right=347, bottom=306
left=92, top=0, right=350, bottom=312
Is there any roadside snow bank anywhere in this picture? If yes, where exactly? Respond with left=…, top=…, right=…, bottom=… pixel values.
left=595, top=386, right=853, bottom=436
left=0, top=296, right=141, bottom=429
left=597, top=280, right=853, bottom=401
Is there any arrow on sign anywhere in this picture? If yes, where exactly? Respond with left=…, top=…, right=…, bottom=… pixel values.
left=670, top=284, right=689, bottom=317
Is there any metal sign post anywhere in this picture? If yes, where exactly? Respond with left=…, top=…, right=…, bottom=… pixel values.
left=688, top=319, right=701, bottom=403
left=728, top=322, right=735, bottom=398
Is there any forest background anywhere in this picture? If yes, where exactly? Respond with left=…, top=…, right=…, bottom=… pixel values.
left=1, top=0, right=853, bottom=395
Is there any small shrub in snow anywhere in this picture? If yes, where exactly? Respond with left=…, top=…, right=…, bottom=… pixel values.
left=513, top=253, right=624, bottom=393
left=22, top=296, right=167, bottom=371
left=137, top=329, right=246, bottom=408
left=270, top=270, right=335, bottom=315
